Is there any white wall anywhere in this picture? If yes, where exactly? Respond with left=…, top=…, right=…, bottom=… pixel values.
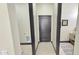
left=0, top=4, right=15, bottom=54
left=7, top=4, right=22, bottom=54
left=15, top=4, right=31, bottom=43
left=60, top=3, right=78, bottom=41
left=74, top=4, right=79, bottom=55
left=52, top=3, right=58, bottom=49
left=36, top=3, right=54, bottom=15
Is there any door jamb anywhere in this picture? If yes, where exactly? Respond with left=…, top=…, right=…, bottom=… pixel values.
left=28, top=3, right=36, bottom=55
left=56, top=3, right=62, bottom=55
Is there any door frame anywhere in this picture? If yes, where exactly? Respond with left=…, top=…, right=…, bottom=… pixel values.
left=56, top=3, right=62, bottom=55
left=28, top=3, right=62, bottom=55
left=28, top=3, right=35, bottom=55
left=39, top=15, right=51, bottom=42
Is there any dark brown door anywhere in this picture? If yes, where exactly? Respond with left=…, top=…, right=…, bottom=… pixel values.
left=39, top=15, right=51, bottom=42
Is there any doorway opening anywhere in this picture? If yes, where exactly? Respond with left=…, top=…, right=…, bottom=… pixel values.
left=28, top=3, right=62, bottom=55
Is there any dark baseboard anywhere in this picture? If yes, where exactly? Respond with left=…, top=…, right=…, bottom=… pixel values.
left=60, top=41, right=70, bottom=43
left=69, top=39, right=74, bottom=45
left=20, top=43, right=32, bottom=45
left=40, top=41, right=51, bottom=42
left=51, top=41, right=56, bottom=54
left=35, top=41, right=40, bottom=53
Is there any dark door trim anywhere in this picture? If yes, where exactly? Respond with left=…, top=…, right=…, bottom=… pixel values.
left=28, top=3, right=35, bottom=55
left=56, top=3, right=62, bottom=55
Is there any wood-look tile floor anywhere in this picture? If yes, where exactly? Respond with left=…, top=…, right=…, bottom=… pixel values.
left=21, top=45, right=32, bottom=55
left=36, top=42, right=56, bottom=55
left=59, top=43, right=73, bottom=55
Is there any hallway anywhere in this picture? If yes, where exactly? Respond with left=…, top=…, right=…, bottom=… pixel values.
left=0, top=3, right=79, bottom=55
left=36, top=42, right=55, bottom=55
